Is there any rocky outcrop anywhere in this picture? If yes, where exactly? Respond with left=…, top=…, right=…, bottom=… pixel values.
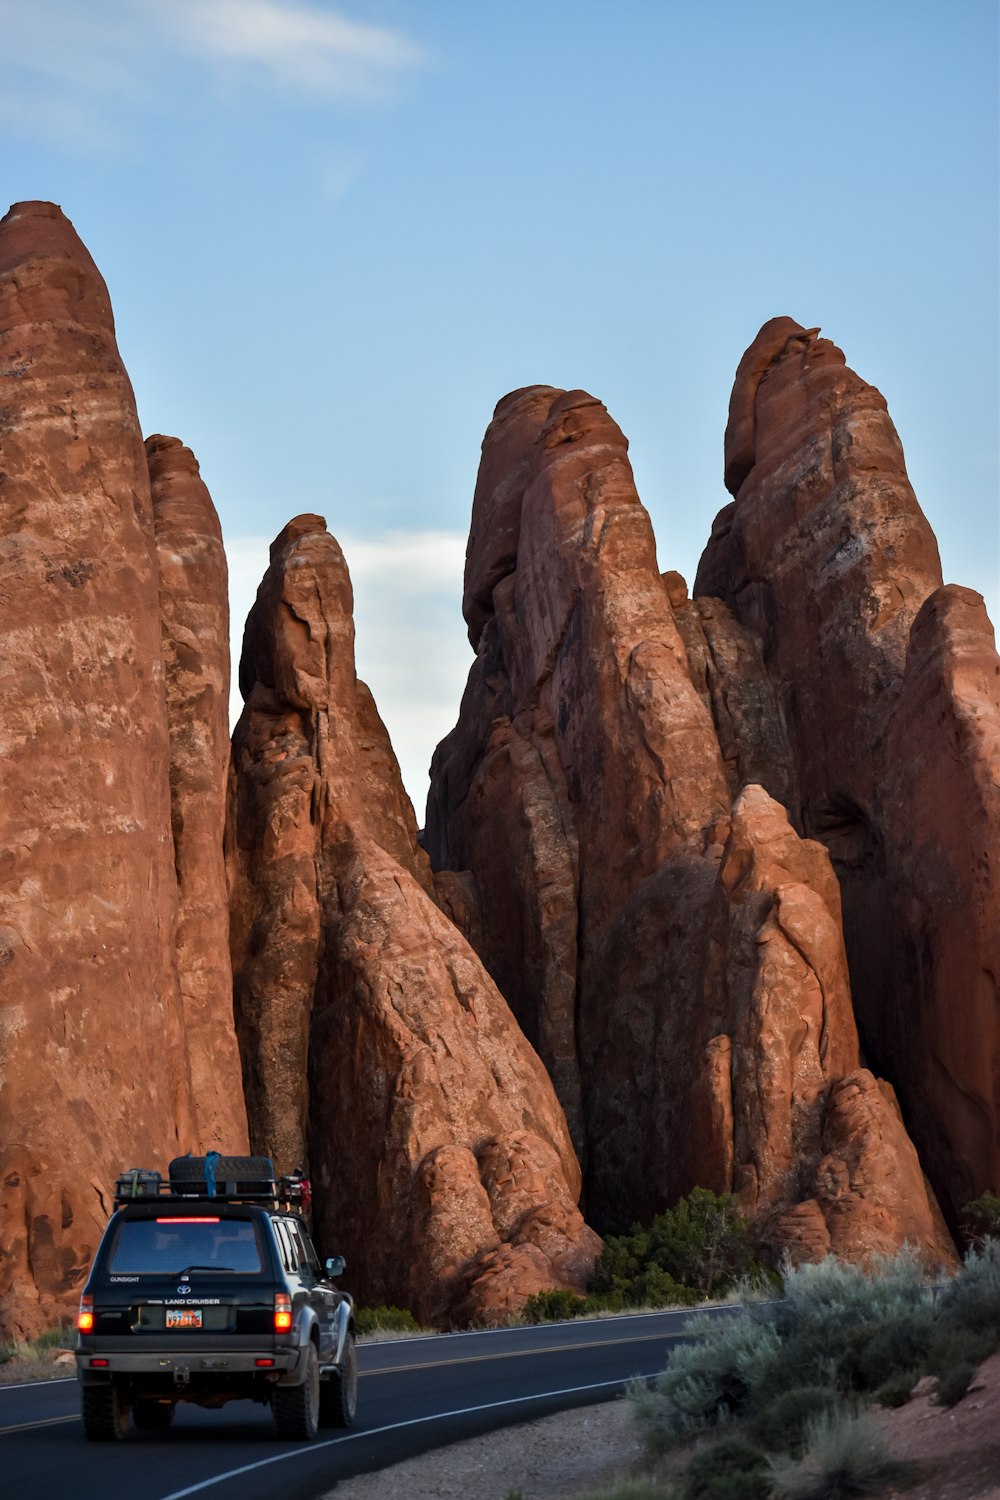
left=697, top=318, right=943, bottom=826
left=880, top=586, right=1000, bottom=1215
left=229, top=516, right=599, bottom=1324
left=666, top=574, right=799, bottom=815
left=428, top=380, right=956, bottom=1268
left=148, top=435, right=248, bottom=1155
left=0, top=203, right=195, bottom=1336
left=428, top=388, right=731, bottom=1196
left=693, top=787, right=954, bottom=1269
left=697, top=318, right=999, bottom=1221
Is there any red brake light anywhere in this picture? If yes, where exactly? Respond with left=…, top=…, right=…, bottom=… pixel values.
left=78, top=1294, right=94, bottom=1333
left=255, top=1358, right=275, bottom=1367
left=274, top=1293, right=292, bottom=1332
left=90, top=1358, right=109, bottom=1368
left=155, top=1216, right=220, bottom=1224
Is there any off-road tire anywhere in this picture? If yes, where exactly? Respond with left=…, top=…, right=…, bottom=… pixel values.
left=319, top=1332, right=357, bottom=1428
left=81, top=1379, right=130, bottom=1441
left=133, top=1398, right=175, bottom=1430
left=273, top=1341, right=319, bottom=1441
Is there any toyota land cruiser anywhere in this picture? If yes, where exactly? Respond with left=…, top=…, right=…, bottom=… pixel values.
left=75, top=1156, right=356, bottom=1442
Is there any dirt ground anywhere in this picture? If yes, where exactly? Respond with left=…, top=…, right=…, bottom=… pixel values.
left=328, top=1353, right=1000, bottom=1499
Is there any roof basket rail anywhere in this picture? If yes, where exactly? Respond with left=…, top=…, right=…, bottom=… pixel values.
left=113, top=1157, right=311, bottom=1209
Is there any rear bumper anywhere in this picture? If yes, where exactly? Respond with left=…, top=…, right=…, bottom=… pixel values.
left=76, top=1343, right=309, bottom=1386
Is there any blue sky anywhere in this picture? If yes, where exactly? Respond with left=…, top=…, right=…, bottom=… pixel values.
left=4, top=0, right=998, bottom=812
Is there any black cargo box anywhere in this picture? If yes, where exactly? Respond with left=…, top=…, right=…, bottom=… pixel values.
left=168, top=1154, right=275, bottom=1197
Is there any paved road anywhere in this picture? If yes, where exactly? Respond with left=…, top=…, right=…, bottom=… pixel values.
left=0, top=1307, right=724, bottom=1499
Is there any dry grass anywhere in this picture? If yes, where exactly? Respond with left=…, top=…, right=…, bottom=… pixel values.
left=0, top=1328, right=76, bottom=1384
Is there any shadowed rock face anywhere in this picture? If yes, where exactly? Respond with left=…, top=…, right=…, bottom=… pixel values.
left=879, top=586, right=1000, bottom=1214
left=698, top=318, right=999, bottom=1222
left=0, top=204, right=195, bottom=1336
left=229, top=516, right=599, bottom=1324
left=148, top=434, right=248, bottom=1155
left=694, top=788, right=954, bottom=1269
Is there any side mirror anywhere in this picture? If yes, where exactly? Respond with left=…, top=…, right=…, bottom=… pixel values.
left=325, top=1255, right=346, bottom=1279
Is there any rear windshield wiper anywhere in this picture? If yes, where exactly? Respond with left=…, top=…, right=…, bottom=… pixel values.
left=172, top=1265, right=235, bottom=1275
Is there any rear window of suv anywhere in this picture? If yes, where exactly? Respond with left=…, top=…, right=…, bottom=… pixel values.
left=108, top=1217, right=263, bottom=1275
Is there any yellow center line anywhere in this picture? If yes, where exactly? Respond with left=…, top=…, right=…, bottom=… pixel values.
left=360, top=1329, right=686, bottom=1376
left=0, top=1414, right=78, bottom=1436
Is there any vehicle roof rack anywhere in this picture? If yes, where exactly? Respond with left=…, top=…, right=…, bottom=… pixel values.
left=114, top=1162, right=311, bottom=1211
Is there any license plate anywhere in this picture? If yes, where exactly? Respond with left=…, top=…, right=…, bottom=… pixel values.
left=166, top=1308, right=202, bottom=1330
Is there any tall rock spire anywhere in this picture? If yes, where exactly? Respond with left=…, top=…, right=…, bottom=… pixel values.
left=228, top=515, right=599, bottom=1323
left=147, top=433, right=248, bottom=1154
left=0, top=203, right=195, bottom=1336
left=697, top=318, right=999, bottom=1222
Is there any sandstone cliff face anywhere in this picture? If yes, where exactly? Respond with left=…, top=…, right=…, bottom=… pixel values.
left=428, top=388, right=731, bottom=1196
left=428, top=381, right=956, bottom=1269
left=697, top=318, right=999, bottom=1221
left=148, top=435, right=248, bottom=1155
left=0, top=204, right=195, bottom=1336
left=229, top=516, right=599, bottom=1323
left=880, top=586, right=1000, bottom=1214
left=693, top=787, right=953, bottom=1268
left=697, top=318, right=943, bottom=826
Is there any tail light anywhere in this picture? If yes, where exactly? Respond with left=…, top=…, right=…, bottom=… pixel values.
left=274, top=1293, right=292, bottom=1333
left=78, top=1294, right=94, bottom=1333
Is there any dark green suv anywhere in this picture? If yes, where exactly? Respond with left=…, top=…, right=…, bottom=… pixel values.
left=75, top=1165, right=356, bottom=1442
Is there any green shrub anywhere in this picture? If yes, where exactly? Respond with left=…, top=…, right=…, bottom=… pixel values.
left=872, top=1370, right=917, bottom=1408
left=521, top=1289, right=591, bottom=1324
left=679, top=1435, right=770, bottom=1499
left=837, top=1313, right=934, bottom=1394
left=935, top=1238, right=1000, bottom=1339
left=768, top=1406, right=901, bottom=1499
left=961, top=1192, right=1000, bottom=1245
left=762, top=1251, right=933, bottom=1398
left=749, top=1385, right=845, bottom=1455
left=591, top=1190, right=764, bottom=1305
left=626, top=1376, right=701, bottom=1454
left=654, top=1310, right=781, bottom=1431
left=354, top=1304, right=422, bottom=1335
left=933, top=1361, right=976, bottom=1408
left=925, top=1323, right=996, bottom=1377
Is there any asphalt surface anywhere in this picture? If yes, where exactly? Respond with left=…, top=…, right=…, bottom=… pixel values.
left=0, top=1307, right=726, bottom=1499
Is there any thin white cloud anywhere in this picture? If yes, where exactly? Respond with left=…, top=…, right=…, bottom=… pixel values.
left=0, top=0, right=424, bottom=152
left=226, top=529, right=471, bottom=817
left=152, top=0, right=424, bottom=98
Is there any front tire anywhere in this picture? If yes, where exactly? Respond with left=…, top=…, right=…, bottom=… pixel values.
left=273, top=1342, right=319, bottom=1441
left=81, top=1379, right=130, bottom=1441
left=133, top=1398, right=175, bottom=1431
left=319, top=1332, right=357, bottom=1428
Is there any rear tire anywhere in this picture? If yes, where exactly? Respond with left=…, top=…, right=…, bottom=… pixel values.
left=81, top=1379, right=130, bottom=1441
left=319, top=1332, right=357, bottom=1428
left=133, top=1398, right=175, bottom=1431
left=273, top=1342, right=319, bottom=1441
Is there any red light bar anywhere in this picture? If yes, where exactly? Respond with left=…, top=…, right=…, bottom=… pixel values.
left=155, top=1216, right=221, bottom=1223
left=255, top=1358, right=275, bottom=1368
left=91, top=1358, right=109, bottom=1368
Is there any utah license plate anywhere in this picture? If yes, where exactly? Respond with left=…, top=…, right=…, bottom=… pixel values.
left=166, top=1308, right=202, bottom=1330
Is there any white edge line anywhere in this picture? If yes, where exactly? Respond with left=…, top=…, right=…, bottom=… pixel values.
left=158, top=1373, right=652, bottom=1500
left=0, top=1377, right=76, bottom=1393
left=356, top=1302, right=735, bottom=1347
